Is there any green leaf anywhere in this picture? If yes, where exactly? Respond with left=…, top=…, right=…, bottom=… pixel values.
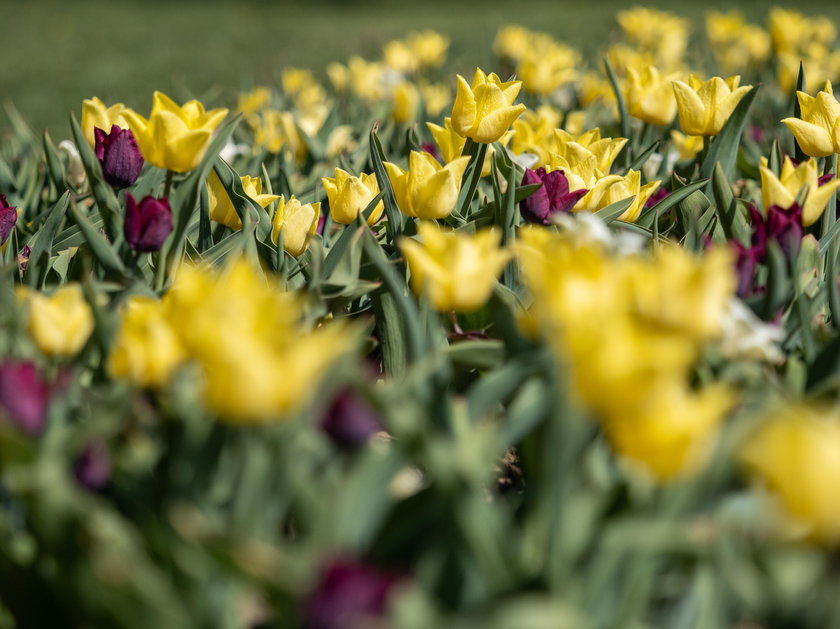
left=595, top=196, right=635, bottom=224
left=24, top=191, right=70, bottom=287
left=700, top=85, right=760, bottom=181
left=794, top=61, right=807, bottom=163
left=454, top=140, right=488, bottom=218
left=69, top=202, right=126, bottom=275
left=604, top=57, right=631, bottom=166
left=627, top=140, right=660, bottom=174
left=514, top=183, right=542, bottom=204
left=712, top=161, right=749, bottom=243
left=42, top=131, right=67, bottom=194
left=446, top=339, right=505, bottom=370
left=636, top=178, right=709, bottom=229
left=368, top=125, right=403, bottom=240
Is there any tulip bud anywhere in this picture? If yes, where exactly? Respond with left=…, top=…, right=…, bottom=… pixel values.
left=74, top=441, right=111, bottom=490
left=765, top=203, right=804, bottom=260
left=320, top=390, right=382, bottom=450
left=94, top=125, right=144, bottom=189
left=124, top=194, right=173, bottom=252
left=0, top=195, right=17, bottom=245
left=304, top=558, right=402, bottom=629
left=0, top=361, right=52, bottom=434
left=519, top=168, right=587, bottom=225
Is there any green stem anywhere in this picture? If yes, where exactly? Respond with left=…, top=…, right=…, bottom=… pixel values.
left=823, top=155, right=840, bottom=326
left=155, top=170, right=175, bottom=291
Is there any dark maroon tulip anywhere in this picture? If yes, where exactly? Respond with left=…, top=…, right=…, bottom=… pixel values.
left=519, top=168, right=587, bottom=225
left=304, top=558, right=402, bottom=629
left=124, top=194, right=172, bottom=252
left=0, top=195, right=17, bottom=245
left=316, top=212, right=326, bottom=236
left=74, top=441, right=111, bottom=490
left=320, top=390, right=382, bottom=450
left=0, top=361, right=52, bottom=435
left=764, top=203, right=803, bottom=259
left=420, top=142, right=440, bottom=161
left=644, top=186, right=669, bottom=209
left=94, top=124, right=144, bottom=189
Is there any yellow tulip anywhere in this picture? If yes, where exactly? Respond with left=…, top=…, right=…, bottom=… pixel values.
left=450, top=68, right=527, bottom=144
left=321, top=168, right=384, bottom=225
left=782, top=82, right=840, bottom=157
left=236, top=86, right=271, bottom=117
left=81, top=97, right=131, bottom=147
left=271, top=196, right=320, bottom=256
left=509, top=106, right=563, bottom=167
left=517, top=42, right=579, bottom=96
left=705, top=11, right=771, bottom=74
left=768, top=8, right=835, bottom=55
left=399, top=223, right=511, bottom=312
left=123, top=91, right=228, bottom=173
left=760, top=156, right=840, bottom=226
left=24, top=284, right=94, bottom=357
left=426, top=117, right=508, bottom=178
left=108, top=296, right=186, bottom=388
left=617, top=7, right=689, bottom=69
left=670, top=130, right=703, bottom=160
left=407, top=30, right=449, bottom=69
left=385, top=151, right=470, bottom=220
left=392, top=82, right=420, bottom=125
left=672, top=75, right=752, bottom=136
left=554, top=128, right=627, bottom=174
left=207, top=170, right=280, bottom=231
left=625, top=65, right=679, bottom=126
left=578, top=169, right=659, bottom=223
left=742, top=404, right=840, bottom=544
left=418, top=81, right=451, bottom=118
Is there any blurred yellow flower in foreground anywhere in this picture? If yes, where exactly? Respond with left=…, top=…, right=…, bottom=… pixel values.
left=385, top=151, right=471, bottom=219
left=760, top=156, right=840, bottom=226
left=160, top=258, right=355, bottom=423
left=81, top=97, right=131, bottom=147
left=321, top=168, right=384, bottom=225
left=672, top=75, right=752, bottom=136
left=271, top=195, right=320, bottom=257
left=516, top=228, right=735, bottom=480
left=782, top=81, right=840, bottom=158
left=400, top=223, right=510, bottom=312
left=109, top=296, right=186, bottom=388
left=124, top=91, right=228, bottom=173
left=742, top=404, right=840, bottom=545
left=451, top=68, right=526, bottom=144
left=207, top=170, right=280, bottom=231
left=24, top=284, right=94, bottom=358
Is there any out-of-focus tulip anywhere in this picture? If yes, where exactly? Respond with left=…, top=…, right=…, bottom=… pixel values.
left=450, top=68, right=527, bottom=143
left=782, top=81, right=840, bottom=157
left=672, top=75, right=752, bottom=136
left=124, top=194, right=172, bottom=253
left=384, top=151, right=470, bottom=219
left=124, top=91, right=228, bottom=173
left=670, top=131, right=703, bottom=160
left=74, top=441, right=112, bottom=490
left=94, top=124, right=144, bottom=189
left=0, top=361, right=52, bottom=434
left=271, top=196, right=320, bottom=257
left=760, top=156, right=840, bottom=226
left=0, top=195, right=17, bottom=245
left=108, top=296, right=186, bottom=388
left=320, top=390, right=382, bottom=450
left=392, top=82, right=419, bottom=125
left=24, top=284, right=94, bottom=358
left=625, top=65, right=679, bottom=126
left=81, top=96, right=131, bottom=147
left=399, top=223, right=511, bottom=312
left=321, top=169, right=384, bottom=225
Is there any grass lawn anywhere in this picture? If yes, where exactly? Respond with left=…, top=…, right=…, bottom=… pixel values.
left=3, top=0, right=840, bottom=134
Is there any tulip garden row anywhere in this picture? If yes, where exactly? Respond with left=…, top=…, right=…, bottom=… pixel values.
left=3, top=6, right=840, bottom=628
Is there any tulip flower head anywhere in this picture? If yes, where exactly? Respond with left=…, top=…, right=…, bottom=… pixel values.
left=320, top=390, right=382, bottom=450
left=321, top=169, right=384, bottom=225
left=94, top=125, right=144, bottom=189
left=782, top=81, right=840, bottom=157
left=672, top=74, right=752, bottom=136
left=207, top=171, right=280, bottom=231
left=123, top=91, right=228, bottom=173
left=81, top=96, right=131, bottom=147
left=519, top=168, right=588, bottom=225
left=271, top=195, right=321, bottom=257
left=760, top=156, right=840, bottom=226
left=0, top=361, right=53, bottom=435
left=625, top=65, right=679, bottom=126
left=23, top=284, right=94, bottom=358
left=451, top=68, right=527, bottom=143
left=0, top=195, right=18, bottom=245
left=384, top=151, right=471, bottom=219
left=399, top=223, right=511, bottom=312
left=124, top=194, right=173, bottom=253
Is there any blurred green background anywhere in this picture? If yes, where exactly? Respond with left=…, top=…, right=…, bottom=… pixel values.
left=3, top=0, right=840, bottom=135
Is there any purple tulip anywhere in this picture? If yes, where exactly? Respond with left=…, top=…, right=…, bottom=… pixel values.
left=0, top=361, right=52, bottom=435
left=74, top=441, right=112, bottom=490
left=124, top=194, right=173, bottom=252
left=644, top=187, right=669, bottom=209
left=0, top=195, right=17, bottom=245
left=304, top=558, right=402, bottom=629
left=519, top=168, right=587, bottom=225
left=320, top=390, right=382, bottom=450
left=94, top=125, right=144, bottom=189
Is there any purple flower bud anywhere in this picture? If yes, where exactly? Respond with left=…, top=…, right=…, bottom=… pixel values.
left=644, top=187, right=669, bottom=209
left=316, top=212, right=326, bottom=236
left=765, top=203, right=803, bottom=260
left=304, top=558, right=402, bottom=629
left=94, top=125, right=144, bottom=189
left=0, top=195, right=18, bottom=245
left=320, top=390, right=382, bottom=450
left=420, top=142, right=440, bottom=161
left=519, top=168, right=587, bottom=225
left=0, top=361, right=52, bottom=435
left=124, top=194, right=173, bottom=252
left=74, top=441, right=111, bottom=490
left=18, top=245, right=31, bottom=273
